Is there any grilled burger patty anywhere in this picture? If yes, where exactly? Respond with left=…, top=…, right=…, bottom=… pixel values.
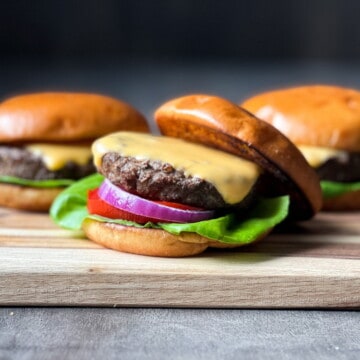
left=316, top=152, right=360, bottom=182
left=0, top=146, right=95, bottom=181
left=99, top=153, right=227, bottom=209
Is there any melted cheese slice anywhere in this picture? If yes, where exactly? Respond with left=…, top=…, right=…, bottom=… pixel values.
left=298, top=145, right=348, bottom=168
left=26, top=144, right=92, bottom=171
left=92, top=131, right=260, bottom=205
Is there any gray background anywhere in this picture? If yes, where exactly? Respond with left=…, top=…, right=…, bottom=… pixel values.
left=1, top=308, right=360, bottom=359
left=1, top=0, right=360, bottom=62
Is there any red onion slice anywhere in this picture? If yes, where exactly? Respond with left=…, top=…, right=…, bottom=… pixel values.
left=98, top=179, right=215, bottom=223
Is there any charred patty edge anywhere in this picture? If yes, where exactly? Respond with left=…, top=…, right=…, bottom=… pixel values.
left=316, top=151, right=360, bottom=182
left=99, top=153, right=228, bottom=209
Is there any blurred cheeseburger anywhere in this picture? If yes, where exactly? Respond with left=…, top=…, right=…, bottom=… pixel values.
left=51, top=95, right=322, bottom=257
left=242, top=85, right=360, bottom=211
left=0, top=92, right=149, bottom=211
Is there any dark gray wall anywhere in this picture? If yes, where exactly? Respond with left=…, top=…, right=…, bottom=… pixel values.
left=1, top=0, right=359, bottom=62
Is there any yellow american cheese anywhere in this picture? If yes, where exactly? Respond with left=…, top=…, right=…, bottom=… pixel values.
left=92, top=131, right=260, bottom=205
left=298, top=145, right=348, bottom=168
left=26, top=144, right=92, bottom=171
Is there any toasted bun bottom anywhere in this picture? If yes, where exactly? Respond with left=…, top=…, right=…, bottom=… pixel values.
left=322, top=189, right=360, bottom=211
left=82, top=218, right=267, bottom=257
left=0, top=183, right=63, bottom=212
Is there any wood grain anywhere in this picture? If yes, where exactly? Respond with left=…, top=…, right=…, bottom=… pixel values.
left=0, top=208, right=359, bottom=308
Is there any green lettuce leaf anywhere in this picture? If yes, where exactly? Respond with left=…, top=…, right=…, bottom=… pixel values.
left=160, top=196, right=289, bottom=244
left=50, top=173, right=290, bottom=245
left=0, top=175, right=75, bottom=188
left=321, top=180, right=360, bottom=199
left=50, top=173, right=105, bottom=229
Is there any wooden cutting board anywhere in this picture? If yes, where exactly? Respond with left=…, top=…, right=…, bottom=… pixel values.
left=0, top=207, right=359, bottom=308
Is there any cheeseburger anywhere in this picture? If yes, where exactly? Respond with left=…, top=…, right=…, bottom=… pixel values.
left=0, top=92, right=149, bottom=211
left=51, top=94, right=322, bottom=257
left=242, top=85, right=360, bottom=211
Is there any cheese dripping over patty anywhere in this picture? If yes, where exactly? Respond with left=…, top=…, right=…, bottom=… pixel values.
left=92, top=131, right=260, bottom=205
left=298, top=145, right=348, bottom=168
left=26, top=144, right=92, bottom=171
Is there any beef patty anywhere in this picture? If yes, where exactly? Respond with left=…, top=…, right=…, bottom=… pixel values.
left=0, top=146, right=95, bottom=181
left=316, top=152, right=360, bottom=182
left=99, top=153, right=228, bottom=209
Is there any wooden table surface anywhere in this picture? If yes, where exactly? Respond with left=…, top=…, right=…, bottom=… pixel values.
left=0, top=207, right=359, bottom=308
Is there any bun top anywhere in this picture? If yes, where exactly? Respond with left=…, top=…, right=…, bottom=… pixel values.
left=155, top=94, right=322, bottom=220
left=241, top=85, right=360, bottom=151
left=0, top=92, right=149, bottom=143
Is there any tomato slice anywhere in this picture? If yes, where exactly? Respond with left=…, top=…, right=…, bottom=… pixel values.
left=87, top=188, right=197, bottom=224
left=88, top=189, right=158, bottom=224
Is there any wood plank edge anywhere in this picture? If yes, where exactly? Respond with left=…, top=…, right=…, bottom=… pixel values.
left=1, top=273, right=359, bottom=308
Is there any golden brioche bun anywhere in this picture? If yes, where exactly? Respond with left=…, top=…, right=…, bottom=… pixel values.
left=0, top=92, right=149, bottom=142
left=0, top=183, right=64, bottom=212
left=155, top=94, right=322, bottom=219
left=241, top=85, right=360, bottom=151
left=82, top=218, right=265, bottom=257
